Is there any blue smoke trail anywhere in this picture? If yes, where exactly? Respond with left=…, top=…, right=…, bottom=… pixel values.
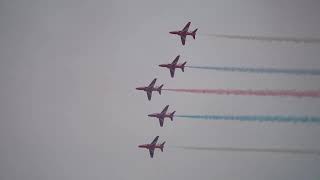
left=186, top=66, right=320, bottom=76
left=175, top=115, right=320, bottom=123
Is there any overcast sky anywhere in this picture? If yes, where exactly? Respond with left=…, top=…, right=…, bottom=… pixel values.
left=1, top=0, right=320, bottom=179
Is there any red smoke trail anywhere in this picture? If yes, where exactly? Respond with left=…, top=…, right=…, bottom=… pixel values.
left=163, top=88, right=320, bottom=98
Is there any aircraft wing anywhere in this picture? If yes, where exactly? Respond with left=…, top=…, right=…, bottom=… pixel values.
left=149, top=148, right=155, bottom=158
left=161, top=105, right=169, bottom=114
left=170, top=68, right=175, bottom=77
left=159, top=118, right=164, bottom=127
left=172, top=55, right=180, bottom=65
left=180, top=35, right=186, bottom=45
left=147, top=91, right=152, bottom=100
left=148, top=78, right=157, bottom=88
left=151, top=136, right=159, bottom=145
left=182, top=22, right=191, bottom=32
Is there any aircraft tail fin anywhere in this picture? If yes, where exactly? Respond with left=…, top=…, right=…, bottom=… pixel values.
left=170, top=111, right=175, bottom=121
left=158, top=84, right=164, bottom=95
left=160, top=141, right=165, bottom=152
left=192, top=29, right=198, bottom=39
left=181, top=62, right=187, bottom=72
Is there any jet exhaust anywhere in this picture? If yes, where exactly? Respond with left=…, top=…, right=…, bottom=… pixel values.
left=173, top=146, right=320, bottom=156
left=163, top=88, right=320, bottom=98
left=203, top=33, right=320, bottom=44
left=175, top=114, right=320, bottom=123
left=186, top=66, right=320, bottom=76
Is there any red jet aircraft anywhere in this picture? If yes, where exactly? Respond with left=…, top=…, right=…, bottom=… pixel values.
left=148, top=105, right=175, bottom=127
left=159, top=55, right=187, bottom=78
left=136, top=78, right=163, bottom=101
left=138, top=136, right=165, bottom=158
left=170, top=22, right=198, bottom=45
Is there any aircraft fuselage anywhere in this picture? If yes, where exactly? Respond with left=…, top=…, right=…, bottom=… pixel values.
left=138, top=144, right=161, bottom=149
left=169, top=31, right=193, bottom=36
left=136, top=86, right=158, bottom=92
left=159, top=63, right=185, bottom=69
left=148, top=113, right=171, bottom=119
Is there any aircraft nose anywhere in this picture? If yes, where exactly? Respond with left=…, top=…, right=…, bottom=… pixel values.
left=169, top=31, right=175, bottom=34
left=138, top=145, right=143, bottom=148
left=136, top=87, right=142, bottom=90
left=159, top=64, right=165, bottom=67
left=148, top=114, right=153, bottom=117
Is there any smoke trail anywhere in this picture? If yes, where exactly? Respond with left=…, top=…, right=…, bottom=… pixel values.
left=163, top=88, right=320, bottom=98
left=203, top=33, right=320, bottom=44
left=175, top=114, right=320, bottom=123
left=186, top=66, right=320, bottom=76
left=174, top=146, right=320, bottom=156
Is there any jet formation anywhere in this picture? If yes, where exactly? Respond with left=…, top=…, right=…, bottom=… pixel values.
left=137, top=22, right=198, bottom=158
left=148, top=105, right=176, bottom=127
left=170, top=22, right=198, bottom=45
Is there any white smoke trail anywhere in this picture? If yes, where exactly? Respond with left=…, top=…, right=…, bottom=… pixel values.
left=203, top=33, right=320, bottom=44
left=174, top=146, right=320, bottom=156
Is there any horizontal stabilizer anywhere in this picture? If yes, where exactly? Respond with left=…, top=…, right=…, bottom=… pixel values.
left=192, top=29, right=198, bottom=39
left=160, top=141, right=166, bottom=152
left=181, top=62, right=187, bottom=72
left=170, top=111, right=176, bottom=121
left=158, top=85, right=164, bottom=95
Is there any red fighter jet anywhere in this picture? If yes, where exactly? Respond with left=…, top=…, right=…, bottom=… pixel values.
left=159, top=55, right=187, bottom=78
left=170, top=22, right=198, bottom=45
left=136, top=78, right=163, bottom=101
left=138, top=136, right=165, bottom=158
left=148, top=105, right=175, bottom=127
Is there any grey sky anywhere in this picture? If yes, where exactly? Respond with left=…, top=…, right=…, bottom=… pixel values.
left=1, top=0, right=320, bottom=179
